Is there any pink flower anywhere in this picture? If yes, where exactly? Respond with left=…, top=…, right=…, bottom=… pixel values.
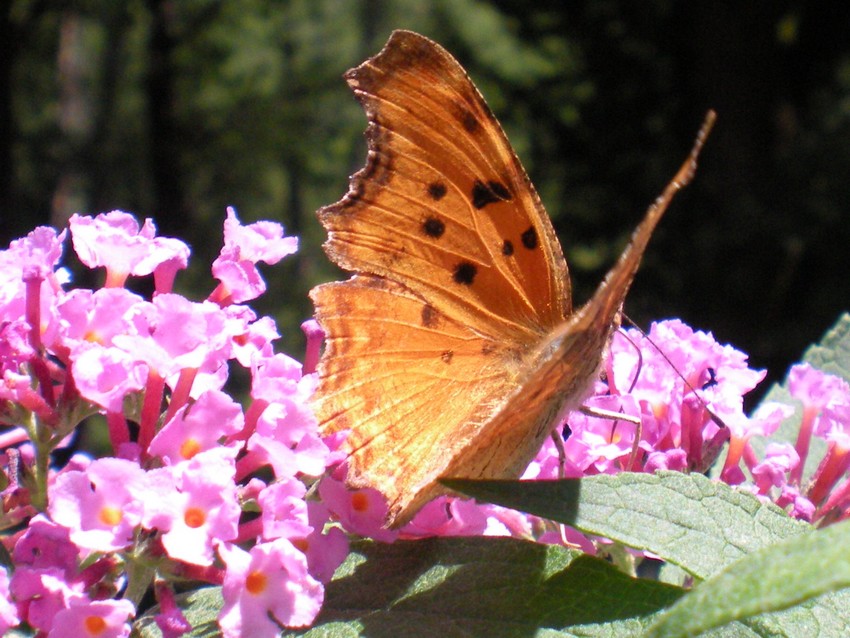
left=69, top=212, right=188, bottom=289
left=211, top=208, right=298, bottom=304
left=149, top=389, right=244, bottom=464
left=0, top=566, right=19, bottom=634
left=10, top=568, right=84, bottom=633
left=0, top=226, right=68, bottom=352
left=250, top=352, right=309, bottom=403
left=218, top=538, right=323, bottom=635
left=226, top=308, right=279, bottom=367
left=153, top=581, right=191, bottom=638
left=537, top=527, right=597, bottom=554
left=788, top=363, right=850, bottom=408
left=318, top=472, right=398, bottom=543
left=258, top=477, right=311, bottom=541
left=748, top=402, right=795, bottom=439
left=298, top=502, right=349, bottom=583
left=247, top=400, right=330, bottom=479
left=241, top=353, right=330, bottom=479
left=817, top=400, right=850, bottom=450
left=13, top=515, right=79, bottom=576
left=115, top=294, right=233, bottom=380
left=6, top=225, right=67, bottom=282
left=643, top=448, right=688, bottom=472
left=55, top=288, right=144, bottom=349
left=604, top=320, right=764, bottom=474
left=402, top=497, right=489, bottom=537
left=0, top=226, right=66, bottom=311
left=776, top=484, right=816, bottom=522
left=751, top=443, right=800, bottom=493
left=47, top=598, right=135, bottom=638
left=142, top=448, right=240, bottom=566
left=48, top=458, right=147, bottom=553
left=0, top=320, right=33, bottom=375
left=70, top=343, right=148, bottom=413
left=563, top=395, right=641, bottom=475
left=784, top=364, right=850, bottom=485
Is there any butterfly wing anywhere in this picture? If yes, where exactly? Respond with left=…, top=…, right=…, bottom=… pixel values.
left=312, top=30, right=573, bottom=526
left=318, top=30, right=571, bottom=340
left=312, top=275, right=523, bottom=524
left=311, top=28, right=713, bottom=528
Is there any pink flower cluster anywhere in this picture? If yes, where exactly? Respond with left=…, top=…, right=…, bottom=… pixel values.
left=748, top=363, right=850, bottom=522
left=527, top=322, right=850, bottom=527
left=2, top=207, right=849, bottom=634
left=0, top=209, right=344, bottom=636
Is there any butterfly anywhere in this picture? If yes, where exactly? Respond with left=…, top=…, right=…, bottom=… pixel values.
left=310, top=30, right=714, bottom=528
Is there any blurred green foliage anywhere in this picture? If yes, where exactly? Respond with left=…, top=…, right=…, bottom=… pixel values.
left=3, top=0, right=850, bottom=402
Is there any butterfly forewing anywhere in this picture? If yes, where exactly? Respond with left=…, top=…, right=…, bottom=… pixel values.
left=319, top=30, right=570, bottom=339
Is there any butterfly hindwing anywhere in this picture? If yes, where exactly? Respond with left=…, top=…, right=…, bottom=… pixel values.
left=311, top=275, right=520, bottom=522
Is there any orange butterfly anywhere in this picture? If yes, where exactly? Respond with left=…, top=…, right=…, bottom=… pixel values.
left=310, top=30, right=714, bottom=528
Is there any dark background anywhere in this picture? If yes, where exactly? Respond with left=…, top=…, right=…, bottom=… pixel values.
left=3, top=1, right=849, bottom=405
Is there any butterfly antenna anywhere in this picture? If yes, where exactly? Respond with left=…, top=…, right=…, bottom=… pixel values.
left=585, top=110, right=717, bottom=332
left=619, top=314, right=728, bottom=430
left=670, top=110, right=716, bottom=190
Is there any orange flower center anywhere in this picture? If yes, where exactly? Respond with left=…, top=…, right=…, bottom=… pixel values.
left=246, top=570, right=267, bottom=594
left=184, top=507, right=206, bottom=528
left=179, top=438, right=202, bottom=460
left=99, top=506, right=122, bottom=526
left=84, top=615, right=107, bottom=634
left=351, top=492, right=369, bottom=512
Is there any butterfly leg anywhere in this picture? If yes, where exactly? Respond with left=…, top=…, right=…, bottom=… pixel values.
left=579, top=405, right=643, bottom=471
left=549, top=430, right=567, bottom=480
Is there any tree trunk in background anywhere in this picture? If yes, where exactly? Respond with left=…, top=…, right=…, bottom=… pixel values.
left=0, top=6, right=20, bottom=240
left=145, top=0, right=189, bottom=238
left=89, top=9, right=132, bottom=216
left=52, top=11, right=92, bottom=229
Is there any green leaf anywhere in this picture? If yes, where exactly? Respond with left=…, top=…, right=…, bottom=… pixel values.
left=132, top=587, right=223, bottom=638
left=287, top=536, right=683, bottom=637
left=443, top=471, right=810, bottom=579
left=800, top=312, right=850, bottom=378
left=644, top=519, right=850, bottom=637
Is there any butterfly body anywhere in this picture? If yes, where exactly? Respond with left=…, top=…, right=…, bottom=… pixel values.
left=311, top=30, right=712, bottom=527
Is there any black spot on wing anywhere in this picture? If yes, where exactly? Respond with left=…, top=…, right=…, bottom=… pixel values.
left=502, top=239, right=514, bottom=256
left=453, top=262, right=477, bottom=285
left=458, top=105, right=479, bottom=133
left=521, top=226, right=538, bottom=250
left=422, top=217, right=445, bottom=238
left=421, top=304, right=439, bottom=328
left=472, top=180, right=512, bottom=209
left=428, top=182, right=447, bottom=200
